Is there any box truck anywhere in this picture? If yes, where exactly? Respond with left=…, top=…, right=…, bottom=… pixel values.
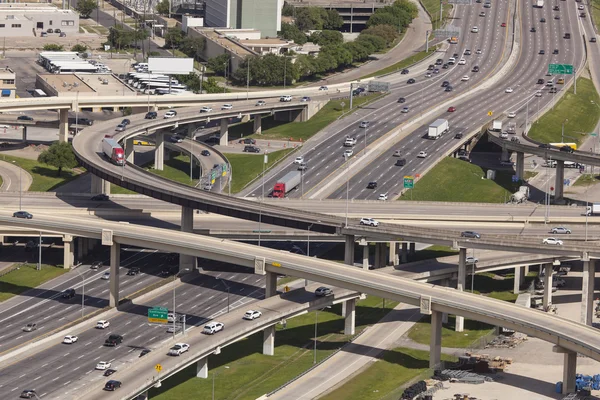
left=427, top=119, right=449, bottom=140
left=586, top=203, right=600, bottom=216
left=102, top=138, right=125, bottom=166
left=536, top=0, right=544, bottom=7
left=272, top=171, right=302, bottom=198
left=491, top=120, right=503, bottom=132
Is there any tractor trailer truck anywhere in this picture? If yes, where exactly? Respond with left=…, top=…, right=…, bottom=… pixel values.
left=587, top=203, right=600, bottom=216
left=536, top=0, right=544, bottom=7
left=272, top=171, right=302, bottom=198
left=427, top=119, right=449, bottom=139
left=102, top=138, right=125, bottom=166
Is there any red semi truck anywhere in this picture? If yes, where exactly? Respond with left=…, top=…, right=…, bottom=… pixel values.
left=102, top=138, right=125, bottom=166
left=272, top=171, right=302, bottom=198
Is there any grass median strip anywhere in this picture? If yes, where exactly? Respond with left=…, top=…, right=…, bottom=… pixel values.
left=226, top=148, right=294, bottom=193
left=0, top=263, right=67, bottom=303
left=149, top=295, right=398, bottom=400
left=361, top=45, right=440, bottom=80
left=0, top=154, right=83, bottom=192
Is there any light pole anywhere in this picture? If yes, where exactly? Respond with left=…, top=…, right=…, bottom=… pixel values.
left=12, top=160, right=21, bottom=210
left=363, top=125, right=368, bottom=156
left=246, top=57, right=250, bottom=100
left=74, top=267, right=86, bottom=319
left=212, top=366, right=229, bottom=400
left=343, top=154, right=350, bottom=227
left=219, top=278, right=230, bottom=313
left=561, top=119, right=569, bottom=143
left=172, top=268, right=190, bottom=339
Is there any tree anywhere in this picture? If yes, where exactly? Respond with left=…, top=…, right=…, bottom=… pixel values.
left=207, top=54, right=230, bottom=76
left=310, top=30, right=343, bottom=46
left=203, top=77, right=224, bottom=93
left=295, top=7, right=327, bottom=31
left=71, top=44, right=88, bottom=53
left=344, top=41, right=371, bottom=62
left=108, top=24, right=134, bottom=49
left=356, top=34, right=387, bottom=53
left=75, top=0, right=97, bottom=19
left=43, top=44, right=64, bottom=51
left=38, top=142, right=78, bottom=176
left=323, top=9, right=344, bottom=30
left=164, top=27, right=183, bottom=49
left=280, top=23, right=307, bottom=45
left=282, top=2, right=295, bottom=17
left=361, top=25, right=399, bottom=47
left=180, top=36, right=205, bottom=60
left=156, top=0, right=170, bottom=16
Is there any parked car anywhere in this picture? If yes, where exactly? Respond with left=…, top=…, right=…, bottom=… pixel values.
left=315, top=286, right=333, bottom=297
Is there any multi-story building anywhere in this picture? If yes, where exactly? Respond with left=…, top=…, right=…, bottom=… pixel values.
left=0, top=67, right=16, bottom=99
left=204, top=0, right=283, bottom=38
left=0, top=3, right=79, bottom=37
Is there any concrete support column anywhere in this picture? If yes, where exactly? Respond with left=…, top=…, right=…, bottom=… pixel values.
left=263, top=325, right=275, bottom=355
left=543, top=263, right=553, bottom=309
left=102, top=178, right=111, bottom=195
left=253, top=114, right=262, bottom=135
left=514, top=266, right=523, bottom=294
left=393, top=242, right=400, bottom=265
left=125, top=137, right=135, bottom=164
left=137, top=391, right=149, bottom=400
left=430, top=310, right=442, bottom=368
left=409, top=242, right=416, bottom=255
left=63, top=235, right=73, bottom=269
left=555, top=160, right=565, bottom=202
left=155, top=131, right=164, bottom=170
left=401, top=242, right=408, bottom=263
left=455, top=248, right=466, bottom=332
left=265, top=271, right=277, bottom=298
left=196, top=357, right=208, bottom=378
left=374, top=243, right=381, bottom=269
left=179, top=206, right=195, bottom=271
left=343, top=298, right=356, bottom=335
left=388, top=242, right=396, bottom=266
left=501, top=147, right=509, bottom=162
left=516, top=152, right=525, bottom=180
left=581, top=260, right=596, bottom=325
left=219, top=119, right=229, bottom=146
left=344, top=234, right=355, bottom=266
left=440, top=278, right=449, bottom=323
left=87, top=238, right=95, bottom=253
left=22, top=126, right=27, bottom=143
left=90, top=174, right=103, bottom=194
left=109, top=242, right=120, bottom=308
left=58, top=109, right=68, bottom=143
left=77, top=237, right=86, bottom=260
left=563, top=351, right=577, bottom=394
left=362, top=243, right=369, bottom=270
left=524, top=265, right=529, bottom=275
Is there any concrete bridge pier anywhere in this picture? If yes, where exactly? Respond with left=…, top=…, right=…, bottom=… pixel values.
left=430, top=310, right=442, bottom=368
left=59, top=109, right=68, bottom=143
left=263, top=326, right=275, bottom=355
left=155, top=131, right=164, bottom=170
left=179, top=206, right=196, bottom=271
left=265, top=271, right=277, bottom=298
left=581, top=260, right=595, bottom=325
left=344, top=235, right=355, bottom=266
left=553, top=346, right=577, bottom=394
left=125, top=137, right=135, bottom=164
left=343, top=298, right=356, bottom=335
left=77, top=237, right=87, bottom=261
left=555, top=160, right=565, bottom=202
left=516, top=152, right=525, bottom=180
left=22, top=126, right=27, bottom=143
left=196, top=357, right=208, bottom=378
left=109, top=242, right=121, bottom=308
left=409, top=242, right=416, bottom=256
left=63, top=235, right=73, bottom=269
left=374, top=243, right=382, bottom=268
left=87, top=238, right=96, bottom=254
left=501, top=148, right=510, bottom=162
left=253, top=114, right=262, bottom=135
left=401, top=242, right=408, bottom=263
left=455, top=248, right=466, bottom=332
left=219, top=119, right=229, bottom=146
left=440, top=279, right=450, bottom=324
left=388, top=242, right=398, bottom=266
left=513, top=266, right=525, bottom=294
left=543, top=263, right=553, bottom=309
left=362, top=242, right=369, bottom=270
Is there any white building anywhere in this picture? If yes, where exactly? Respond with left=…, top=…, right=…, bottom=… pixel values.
left=0, top=3, right=79, bottom=37
left=204, top=0, right=283, bottom=38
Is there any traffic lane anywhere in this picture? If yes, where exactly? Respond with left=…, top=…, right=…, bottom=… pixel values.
left=0, top=266, right=265, bottom=397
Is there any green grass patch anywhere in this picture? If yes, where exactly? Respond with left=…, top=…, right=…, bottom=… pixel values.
left=0, top=155, right=84, bottom=192
left=573, top=174, right=600, bottom=187
left=400, top=157, right=523, bottom=203
left=79, top=27, right=85, bottom=33
left=150, top=296, right=398, bottom=400
left=422, top=0, right=453, bottom=29
left=148, top=154, right=200, bottom=187
left=528, top=78, right=600, bottom=146
left=109, top=184, right=138, bottom=194
left=321, top=347, right=456, bottom=400
left=410, top=245, right=458, bottom=262
left=228, top=94, right=383, bottom=142
left=0, top=263, right=67, bottom=302
left=592, top=0, right=600, bottom=32
left=226, top=148, right=294, bottom=193
left=407, top=315, right=494, bottom=348
left=277, top=276, right=300, bottom=286
left=361, top=45, right=440, bottom=79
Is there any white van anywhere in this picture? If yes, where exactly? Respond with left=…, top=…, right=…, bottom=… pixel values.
left=546, top=78, right=555, bottom=86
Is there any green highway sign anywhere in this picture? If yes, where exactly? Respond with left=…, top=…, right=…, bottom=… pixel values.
left=403, top=176, right=414, bottom=189
left=148, top=307, right=168, bottom=324
left=548, top=63, right=573, bottom=75
left=591, top=133, right=598, bottom=137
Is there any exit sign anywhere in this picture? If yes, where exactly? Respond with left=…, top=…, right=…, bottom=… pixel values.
left=548, top=64, right=573, bottom=75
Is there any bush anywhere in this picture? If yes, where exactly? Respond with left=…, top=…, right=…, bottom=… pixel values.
left=43, top=44, right=64, bottom=51
left=71, top=44, right=88, bottom=53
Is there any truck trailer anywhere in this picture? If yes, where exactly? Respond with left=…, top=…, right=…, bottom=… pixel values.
left=491, top=120, right=503, bottom=132
left=587, top=203, right=600, bottom=216
left=272, top=171, right=302, bottom=198
left=427, top=119, right=449, bottom=139
left=102, top=138, right=125, bottom=166
left=536, top=0, right=544, bottom=7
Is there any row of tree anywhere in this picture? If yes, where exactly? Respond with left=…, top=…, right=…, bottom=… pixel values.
left=282, top=5, right=344, bottom=32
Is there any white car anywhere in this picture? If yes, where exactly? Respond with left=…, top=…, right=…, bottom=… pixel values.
left=200, top=106, right=213, bottom=113
left=63, top=335, right=78, bottom=344
left=476, top=49, right=482, bottom=54
left=461, top=76, right=470, bottom=81
left=471, top=26, right=479, bottom=33
left=359, top=121, right=370, bottom=128
left=417, top=151, right=427, bottom=158
left=101, top=272, right=110, bottom=280
left=243, top=310, right=262, bottom=320
left=167, top=312, right=175, bottom=322
left=344, top=137, right=357, bottom=146
left=535, top=91, right=542, bottom=97
left=378, top=193, right=388, bottom=201
left=96, top=320, right=110, bottom=329
left=507, top=112, right=516, bottom=118
left=505, top=87, right=514, bottom=93
left=500, top=132, right=508, bottom=139
left=466, top=256, right=479, bottom=264
left=96, top=361, right=111, bottom=370
left=294, top=156, right=304, bottom=164
left=543, top=237, right=563, bottom=245
left=551, top=227, right=572, bottom=234
left=579, top=4, right=585, bottom=9
left=458, top=59, right=466, bottom=65
left=319, top=86, right=328, bottom=91
left=164, top=110, right=177, bottom=119
left=255, top=100, right=266, bottom=106
left=280, top=95, right=292, bottom=102
left=344, top=149, right=354, bottom=158
left=203, top=321, right=224, bottom=335
left=360, top=217, right=379, bottom=227
left=221, top=104, right=233, bottom=110
left=168, top=343, right=190, bottom=356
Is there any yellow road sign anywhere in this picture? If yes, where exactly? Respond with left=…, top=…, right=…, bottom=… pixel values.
left=155, top=364, right=162, bottom=372
left=487, top=111, right=493, bottom=116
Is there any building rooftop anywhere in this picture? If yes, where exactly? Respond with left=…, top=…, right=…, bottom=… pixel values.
left=196, top=28, right=254, bottom=57
left=76, top=73, right=135, bottom=96
left=38, top=74, right=94, bottom=94
left=0, top=67, right=15, bottom=78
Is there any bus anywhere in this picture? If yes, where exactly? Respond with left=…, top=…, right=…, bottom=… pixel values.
left=136, top=78, right=179, bottom=89
left=549, top=142, right=577, bottom=150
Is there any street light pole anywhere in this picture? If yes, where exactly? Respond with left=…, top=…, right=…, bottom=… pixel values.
left=313, top=309, right=318, bottom=364
left=561, top=119, right=568, bottom=142
left=220, top=278, right=230, bottom=313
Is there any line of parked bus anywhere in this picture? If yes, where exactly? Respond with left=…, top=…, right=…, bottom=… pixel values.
left=126, top=71, right=190, bottom=95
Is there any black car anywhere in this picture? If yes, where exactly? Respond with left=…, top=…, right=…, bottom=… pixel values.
left=397, top=97, right=406, bottom=103
left=160, top=267, right=178, bottom=277
left=530, top=27, right=536, bottom=32
left=395, top=158, right=406, bottom=166
left=140, top=349, right=151, bottom=357
left=90, top=194, right=109, bottom=201
left=126, top=267, right=140, bottom=276
left=442, top=63, right=449, bottom=69
left=564, top=33, right=571, bottom=39
left=104, top=369, right=117, bottom=377
left=62, top=288, right=75, bottom=299
left=560, top=145, right=574, bottom=153
left=104, top=334, right=123, bottom=346
left=238, top=138, right=256, bottom=144
left=553, top=49, right=559, bottom=54
left=91, top=261, right=103, bottom=270
left=435, top=58, right=443, bottom=65
left=201, top=150, right=211, bottom=156
left=549, top=87, right=558, bottom=93
left=13, top=211, right=33, bottom=219
left=367, top=181, right=378, bottom=189
left=401, top=69, right=409, bottom=74
left=441, top=81, right=450, bottom=87
left=47, top=28, right=54, bottom=33
left=537, top=78, right=545, bottom=84
left=121, top=119, right=131, bottom=126
left=539, top=49, right=545, bottom=55
left=17, top=115, right=34, bottom=121
left=144, top=111, right=158, bottom=119
left=104, top=380, right=122, bottom=391
left=243, top=145, right=261, bottom=153
left=407, top=78, right=416, bottom=84
left=455, top=133, right=464, bottom=139
left=540, top=17, right=546, bottom=22
left=461, top=231, right=481, bottom=239
left=20, top=390, right=37, bottom=399
left=427, top=64, right=435, bottom=70
left=591, top=37, right=597, bottom=43
left=445, top=86, right=453, bottom=92
left=539, top=143, right=552, bottom=149
left=472, top=66, right=480, bottom=72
